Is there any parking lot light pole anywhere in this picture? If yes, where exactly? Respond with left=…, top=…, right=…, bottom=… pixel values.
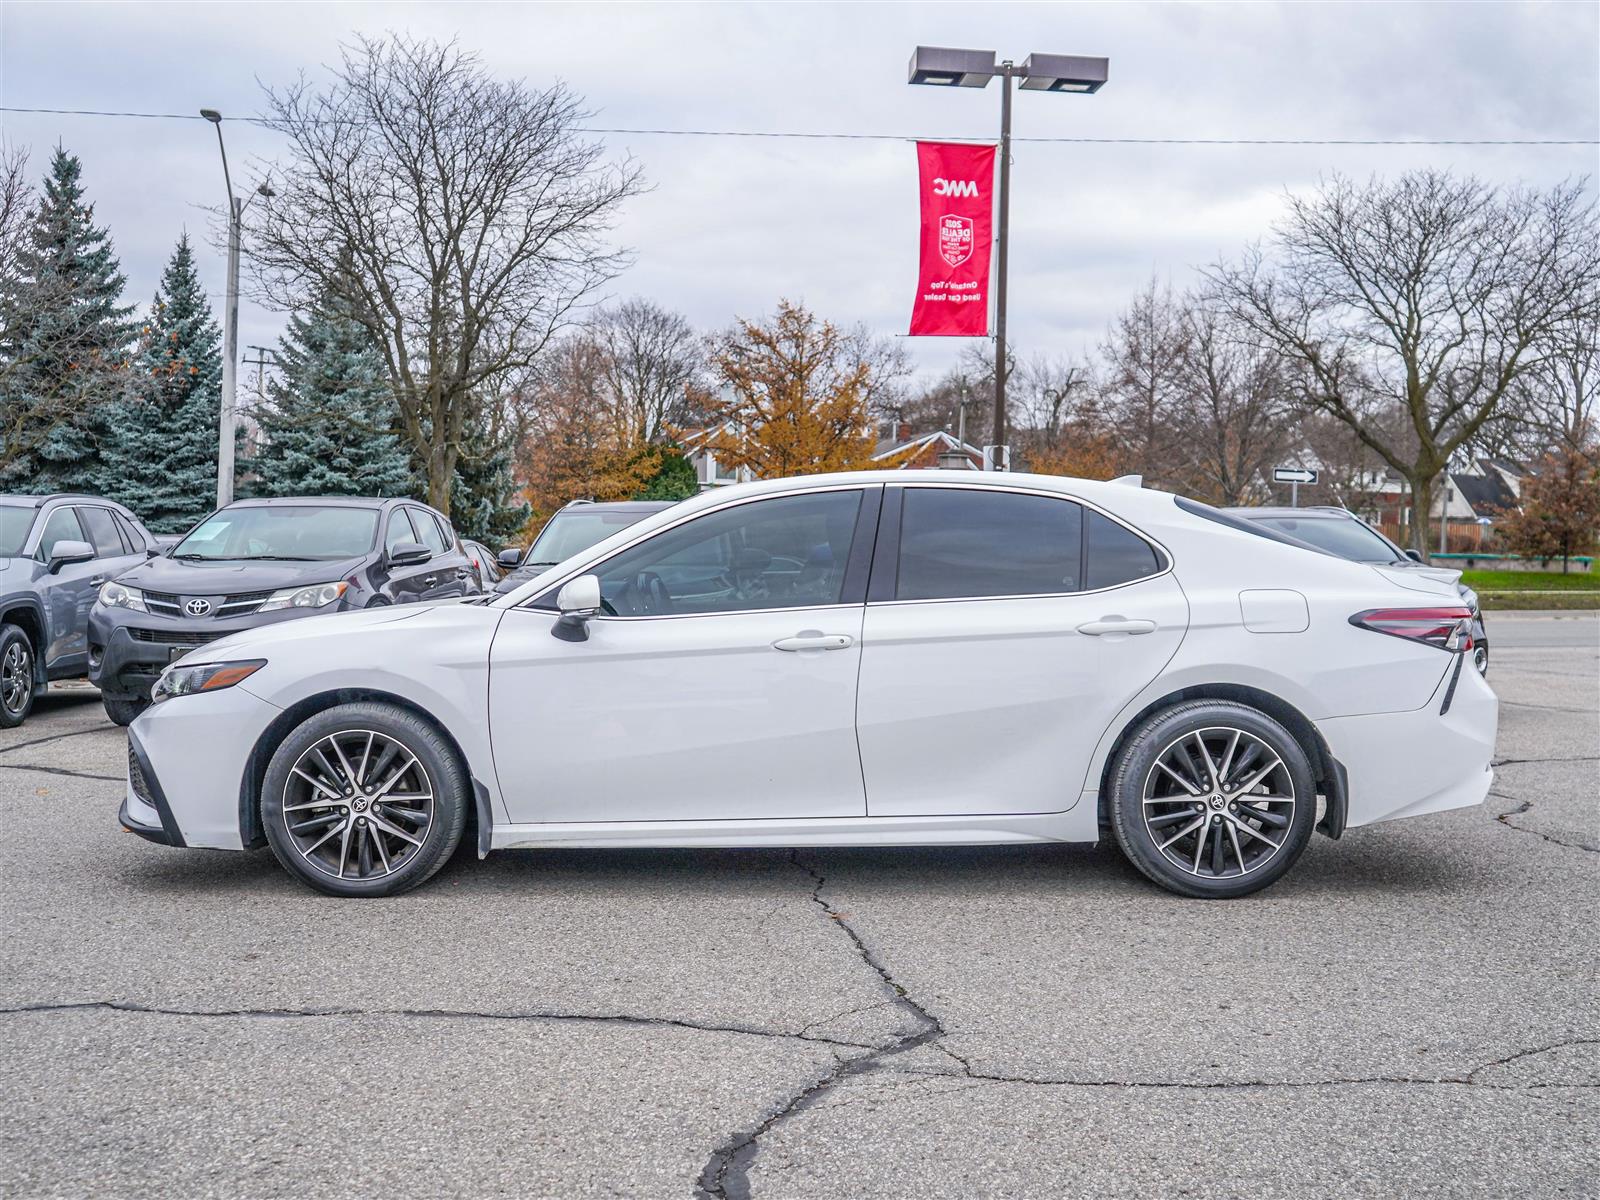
left=908, top=48, right=1108, bottom=470
left=199, top=110, right=273, bottom=508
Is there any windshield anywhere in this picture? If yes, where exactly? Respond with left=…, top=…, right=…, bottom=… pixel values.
left=0, top=506, right=34, bottom=557
left=172, top=505, right=379, bottom=561
left=1245, top=515, right=1402, bottom=564
left=524, top=509, right=657, bottom=567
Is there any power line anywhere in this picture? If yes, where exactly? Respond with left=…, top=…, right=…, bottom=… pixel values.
left=0, top=105, right=1593, bottom=146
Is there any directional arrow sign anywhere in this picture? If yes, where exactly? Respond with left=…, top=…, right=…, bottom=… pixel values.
left=1273, top=466, right=1319, bottom=485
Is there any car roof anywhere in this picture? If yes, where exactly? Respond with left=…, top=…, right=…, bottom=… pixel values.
left=0, top=492, right=130, bottom=508
left=222, top=496, right=398, bottom=510
left=1222, top=506, right=1357, bottom=520
left=557, top=499, right=677, bottom=514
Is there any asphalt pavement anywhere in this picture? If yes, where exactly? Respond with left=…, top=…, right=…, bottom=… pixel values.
left=1, top=613, right=1595, bottom=1198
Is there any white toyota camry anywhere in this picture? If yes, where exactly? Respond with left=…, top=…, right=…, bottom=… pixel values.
left=120, top=471, right=1496, bottom=900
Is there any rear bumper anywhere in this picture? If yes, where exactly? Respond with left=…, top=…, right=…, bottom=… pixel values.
left=1316, top=654, right=1498, bottom=828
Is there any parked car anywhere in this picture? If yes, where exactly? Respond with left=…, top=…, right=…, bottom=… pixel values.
left=89, top=495, right=480, bottom=726
left=118, top=471, right=1495, bottom=900
left=492, top=499, right=676, bottom=594
left=1224, top=506, right=1489, bottom=674
left=461, top=539, right=502, bottom=589
left=0, top=494, right=160, bottom=727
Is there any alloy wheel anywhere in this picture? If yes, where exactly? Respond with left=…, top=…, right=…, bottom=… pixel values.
left=1141, top=726, right=1296, bottom=880
left=1, top=640, right=31, bottom=716
left=280, top=729, right=435, bottom=881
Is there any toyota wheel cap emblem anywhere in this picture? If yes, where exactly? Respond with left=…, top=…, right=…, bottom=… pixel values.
left=184, top=598, right=213, bottom=617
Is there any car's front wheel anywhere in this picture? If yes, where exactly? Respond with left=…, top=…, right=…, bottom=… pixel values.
left=260, top=701, right=468, bottom=897
left=101, top=693, right=149, bottom=727
left=0, top=623, right=37, bottom=729
left=1108, top=700, right=1316, bottom=899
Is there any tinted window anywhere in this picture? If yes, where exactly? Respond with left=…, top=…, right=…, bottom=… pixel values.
left=1084, top=510, right=1161, bottom=589
left=577, top=490, right=863, bottom=616
left=0, top=506, right=35, bottom=557
left=385, top=509, right=418, bottom=552
left=1246, top=515, right=1401, bottom=564
left=896, top=488, right=1082, bottom=601
left=113, top=511, right=147, bottom=553
left=36, top=507, right=85, bottom=559
left=172, top=505, right=379, bottom=561
left=411, top=509, right=450, bottom=554
left=79, top=508, right=124, bottom=557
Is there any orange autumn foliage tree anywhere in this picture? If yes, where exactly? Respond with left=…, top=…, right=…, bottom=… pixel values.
left=702, top=300, right=879, bottom=478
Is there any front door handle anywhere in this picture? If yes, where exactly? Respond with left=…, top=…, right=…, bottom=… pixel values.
left=89, top=576, right=106, bottom=587
left=772, top=633, right=854, bottom=652
left=1077, top=616, right=1157, bottom=637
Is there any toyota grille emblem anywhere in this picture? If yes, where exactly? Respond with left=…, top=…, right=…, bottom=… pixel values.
left=184, top=598, right=214, bottom=617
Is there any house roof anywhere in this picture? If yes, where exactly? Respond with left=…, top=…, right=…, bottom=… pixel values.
left=872, top=430, right=984, bottom=466
left=1450, top=468, right=1518, bottom=517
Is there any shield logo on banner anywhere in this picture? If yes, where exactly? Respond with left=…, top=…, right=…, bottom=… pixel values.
left=938, top=215, right=974, bottom=267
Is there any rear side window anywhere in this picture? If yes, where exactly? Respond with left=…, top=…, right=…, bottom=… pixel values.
left=113, top=511, right=147, bottom=553
left=79, top=507, right=125, bottom=557
left=1085, top=510, right=1161, bottom=589
left=36, top=507, right=84, bottom=560
left=896, top=488, right=1083, bottom=601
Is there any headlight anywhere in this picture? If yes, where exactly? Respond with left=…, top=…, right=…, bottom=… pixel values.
left=151, top=659, right=266, bottom=703
left=258, top=581, right=349, bottom=612
left=1457, top=584, right=1479, bottom=612
left=98, top=581, right=147, bottom=612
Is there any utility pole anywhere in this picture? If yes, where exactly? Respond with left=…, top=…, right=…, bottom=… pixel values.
left=991, top=61, right=1014, bottom=471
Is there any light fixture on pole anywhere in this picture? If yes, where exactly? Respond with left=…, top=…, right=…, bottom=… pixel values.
left=200, top=109, right=274, bottom=508
left=908, top=46, right=1107, bottom=471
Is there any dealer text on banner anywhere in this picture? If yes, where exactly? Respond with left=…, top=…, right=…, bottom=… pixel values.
left=909, top=141, right=997, bottom=337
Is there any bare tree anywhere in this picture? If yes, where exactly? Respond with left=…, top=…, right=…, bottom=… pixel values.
left=248, top=35, right=645, bottom=510
left=1209, top=171, right=1600, bottom=558
left=1100, top=279, right=1189, bottom=489
left=1519, top=305, right=1600, bottom=452
left=594, top=298, right=704, bottom=444
left=0, top=145, right=30, bottom=289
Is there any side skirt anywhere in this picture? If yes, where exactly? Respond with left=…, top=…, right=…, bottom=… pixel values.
left=489, top=808, right=1098, bottom=852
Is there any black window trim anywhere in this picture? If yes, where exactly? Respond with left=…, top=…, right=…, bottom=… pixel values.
left=517, top=483, right=885, bottom=621
left=868, top=481, right=1172, bottom=607
left=31, top=503, right=87, bottom=562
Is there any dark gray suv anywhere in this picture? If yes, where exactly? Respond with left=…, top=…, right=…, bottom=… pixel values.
left=89, top=496, right=481, bottom=724
left=0, top=494, right=160, bottom=727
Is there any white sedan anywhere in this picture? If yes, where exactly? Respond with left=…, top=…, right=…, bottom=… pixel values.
left=120, top=471, right=1496, bottom=899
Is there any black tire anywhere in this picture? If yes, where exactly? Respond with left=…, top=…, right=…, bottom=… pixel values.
left=260, top=701, right=468, bottom=897
left=102, top=693, right=149, bottom=727
left=1108, top=700, right=1316, bottom=899
left=0, top=623, right=37, bottom=729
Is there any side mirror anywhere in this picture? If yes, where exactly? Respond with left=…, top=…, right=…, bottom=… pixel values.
left=47, top=539, right=95, bottom=573
left=552, top=574, right=602, bottom=642
left=388, top=541, right=432, bottom=567
left=1404, top=549, right=1424, bottom=563
left=497, top=548, right=523, bottom=568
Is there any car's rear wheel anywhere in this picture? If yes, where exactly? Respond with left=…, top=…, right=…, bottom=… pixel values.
left=1108, top=700, right=1316, bottom=899
left=101, top=693, right=149, bottom=727
left=0, top=624, right=36, bottom=729
left=260, top=702, right=468, bottom=897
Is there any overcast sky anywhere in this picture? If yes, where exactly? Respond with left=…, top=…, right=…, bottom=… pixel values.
left=1, top=1, right=1596, bottom=386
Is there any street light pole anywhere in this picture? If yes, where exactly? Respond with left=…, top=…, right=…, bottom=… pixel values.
left=992, top=63, right=1013, bottom=468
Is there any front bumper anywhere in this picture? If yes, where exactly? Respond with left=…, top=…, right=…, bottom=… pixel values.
left=122, top=684, right=283, bottom=850
left=89, top=603, right=347, bottom=698
left=1317, top=653, right=1498, bottom=829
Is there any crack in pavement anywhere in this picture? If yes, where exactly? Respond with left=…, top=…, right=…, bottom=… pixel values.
left=696, top=852, right=948, bottom=1200
left=1491, top=755, right=1600, bottom=767
left=0, top=761, right=121, bottom=783
left=0, top=725, right=111, bottom=757
left=0, top=999, right=879, bottom=1051
left=1487, top=791, right=1599, bottom=853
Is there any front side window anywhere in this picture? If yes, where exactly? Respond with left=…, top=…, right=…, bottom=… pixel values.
left=560, top=490, right=864, bottom=616
left=895, top=488, right=1083, bottom=601
left=172, top=506, right=380, bottom=562
left=411, top=509, right=450, bottom=555
left=385, top=509, right=418, bottom=553
left=79, top=507, right=125, bottom=557
left=36, top=507, right=85, bottom=560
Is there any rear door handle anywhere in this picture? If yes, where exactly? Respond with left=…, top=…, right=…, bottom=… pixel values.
left=1077, top=617, right=1157, bottom=636
left=772, top=633, right=854, bottom=652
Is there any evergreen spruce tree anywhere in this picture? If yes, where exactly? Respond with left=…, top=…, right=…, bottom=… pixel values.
left=247, top=288, right=413, bottom=499
left=447, top=421, right=531, bottom=545
left=0, top=147, right=134, bottom=491
left=100, top=235, right=223, bottom=531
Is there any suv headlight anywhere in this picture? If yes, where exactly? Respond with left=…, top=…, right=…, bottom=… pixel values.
left=151, top=659, right=266, bottom=703
left=98, top=581, right=147, bottom=612
left=259, top=581, right=349, bottom=612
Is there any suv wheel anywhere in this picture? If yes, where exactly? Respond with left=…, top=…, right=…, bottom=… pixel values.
left=102, top=693, right=149, bottom=727
left=1108, top=700, right=1316, bottom=899
left=0, top=624, right=36, bottom=728
left=260, top=702, right=468, bottom=897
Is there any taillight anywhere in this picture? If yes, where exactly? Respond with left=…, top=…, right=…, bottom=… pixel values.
left=1350, top=607, right=1475, bottom=652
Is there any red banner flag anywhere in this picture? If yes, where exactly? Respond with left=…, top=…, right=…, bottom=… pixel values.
left=909, top=141, right=996, bottom=337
